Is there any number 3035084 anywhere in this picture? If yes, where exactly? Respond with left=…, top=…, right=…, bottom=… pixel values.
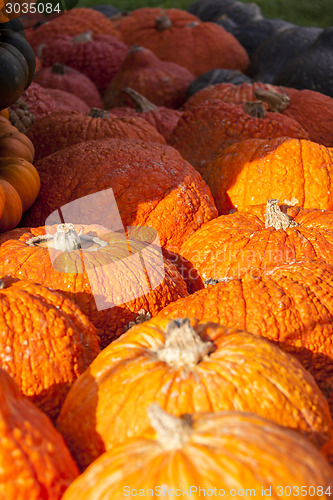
left=4, top=3, right=61, bottom=14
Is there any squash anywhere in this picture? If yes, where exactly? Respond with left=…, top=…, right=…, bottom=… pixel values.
left=0, top=367, right=79, bottom=498
left=61, top=405, right=333, bottom=500
left=57, top=317, right=333, bottom=470
left=0, top=276, right=99, bottom=419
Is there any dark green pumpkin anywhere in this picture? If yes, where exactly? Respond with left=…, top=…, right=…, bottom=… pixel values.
left=0, top=30, right=35, bottom=87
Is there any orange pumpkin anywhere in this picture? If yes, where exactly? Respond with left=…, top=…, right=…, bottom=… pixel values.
left=0, top=276, right=100, bottom=420
left=158, top=260, right=333, bottom=414
left=0, top=368, right=79, bottom=499
left=203, top=137, right=333, bottom=214
left=0, top=223, right=189, bottom=347
left=0, top=108, right=9, bottom=119
left=57, top=317, right=333, bottom=470
left=0, top=128, right=35, bottom=163
left=176, top=200, right=333, bottom=292
left=0, top=157, right=40, bottom=211
left=62, top=406, right=333, bottom=500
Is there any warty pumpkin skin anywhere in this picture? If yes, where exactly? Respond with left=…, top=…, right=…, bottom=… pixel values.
left=56, top=317, right=333, bottom=470
left=168, top=99, right=309, bottom=170
left=177, top=200, right=333, bottom=292
left=20, top=138, right=218, bottom=252
left=0, top=368, right=79, bottom=499
left=38, top=32, right=129, bottom=94
left=0, top=223, right=189, bottom=347
left=62, top=406, right=333, bottom=500
left=103, top=45, right=195, bottom=110
left=26, top=110, right=166, bottom=161
left=43, top=88, right=90, bottom=114
left=183, top=81, right=333, bottom=147
left=158, top=260, right=333, bottom=414
left=0, top=276, right=100, bottom=420
left=113, top=8, right=249, bottom=77
left=204, top=137, right=333, bottom=214
left=27, top=8, right=124, bottom=51
left=33, top=63, right=104, bottom=109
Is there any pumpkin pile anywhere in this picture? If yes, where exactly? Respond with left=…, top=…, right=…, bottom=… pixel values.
left=2, top=0, right=333, bottom=497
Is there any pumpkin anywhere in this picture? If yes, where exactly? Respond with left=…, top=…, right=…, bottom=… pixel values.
left=38, top=32, right=128, bottom=94
left=168, top=99, right=309, bottom=170
left=248, top=26, right=322, bottom=84
left=103, top=45, right=195, bottom=109
left=0, top=126, right=34, bottom=162
left=0, top=367, right=79, bottom=499
left=56, top=317, right=333, bottom=470
left=186, top=68, right=251, bottom=98
left=34, top=63, right=104, bottom=109
left=0, top=29, right=34, bottom=109
left=9, top=82, right=58, bottom=133
left=0, top=223, right=189, bottom=347
left=158, top=260, right=333, bottom=414
left=0, top=108, right=9, bottom=118
left=183, top=81, right=333, bottom=147
left=43, top=88, right=90, bottom=114
left=0, top=276, right=100, bottom=419
left=187, top=0, right=263, bottom=24
left=27, top=7, right=124, bottom=51
left=61, top=406, right=333, bottom=500
left=20, top=138, right=217, bottom=252
left=109, top=87, right=183, bottom=142
left=274, top=27, right=333, bottom=98
left=27, top=109, right=166, bottom=161
left=177, top=200, right=333, bottom=292
left=113, top=8, right=249, bottom=77
left=203, top=137, right=333, bottom=214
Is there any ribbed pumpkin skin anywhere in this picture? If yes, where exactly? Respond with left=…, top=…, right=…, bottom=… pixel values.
left=21, top=139, right=218, bottom=251
left=168, top=99, right=309, bottom=169
left=158, top=260, right=333, bottom=413
left=27, top=8, right=124, bottom=51
left=0, top=368, right=79, bottom=499
left=110, top=105, right=183, bottom=142
left=0, top=277, right=100, bottom=420
left=43, top=88, right=90, bottom=114
left=38, top=33, right=128, bottom=94
left=26, top=111, right=166, bottom=161
left=113, top=8, right=249, bottom=77
left=183, top=81, right=333, bottom=147
left=62, top=410, right=333, bottom=500
left=178, top=204, right=333, bottom=292
left=34, top=65, right=103, bottom=109
left=0, top=224, right=188, bottom=347
left=205, top=137, right=333, bottom=214
left=103, top=46, right=195, bottom=109
left=56, top=317, right=332, bottom=470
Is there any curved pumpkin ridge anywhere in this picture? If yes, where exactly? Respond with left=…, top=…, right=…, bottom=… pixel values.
left=206, top=137, right=333, bottom=214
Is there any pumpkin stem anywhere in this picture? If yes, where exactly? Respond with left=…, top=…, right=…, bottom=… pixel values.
left=53, top=223, right=82, bottom=251
left=265, top=199, right=299, bottom=230
left=254, top=89, right=290, bottom=112
left=129, top=44, right=144, bottom=53
left=88, top=108, right=110, bottom=119
left=72, top=31, right=93, bottom=43
left=9, top=98, right=35, bottom=134
left=52, top=62, right=66, bottom=75
left=156, top=318, right=215, bottom=368
left=122, top=88, right=158, bottom=112
left=155, top=12, right=173, bottom=31
left=244, top=101, right=266, bottom=118
left=148, top=403, right=193, bottom=450
left=0, top=280, right=5, bottom=289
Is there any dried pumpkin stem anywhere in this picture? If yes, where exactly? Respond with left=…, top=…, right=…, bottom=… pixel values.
left=148, top=403, right=193, bottom=450
left=265, top=199, right=299, bottom=230
left=122, top=88, right=158, bottom=112
left=254, top=89, right=290, bottom=112
left=26, top=224, right=108, bottom=251
left=244, top=101, right=266, bottom=118
left=155, top=12, right=173, bottom=31
left=52, top=62, right=66, bottom=75
left=156, top=318, right=215, bottom=368
left=89, top=108, right=110, bottom=119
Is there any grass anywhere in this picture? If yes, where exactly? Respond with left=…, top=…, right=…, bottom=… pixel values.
left=76, top=0, right=333, bottom=28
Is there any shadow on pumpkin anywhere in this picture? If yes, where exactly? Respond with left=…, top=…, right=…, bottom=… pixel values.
left=56, top=369, right=104, bottom=472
